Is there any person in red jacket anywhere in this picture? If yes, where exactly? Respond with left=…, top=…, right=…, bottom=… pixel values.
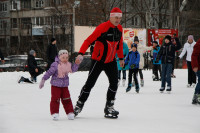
left=191, top=39, right=200, bottom=104
left=74, top=7, right=124, bottom=119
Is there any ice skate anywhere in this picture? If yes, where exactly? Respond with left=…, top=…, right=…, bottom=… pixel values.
left=104, top=100, right=119, bottom=119
left=192, top=94, right=198, bottom=104
left=140, top=79, right=144, bottom=87
left=187, top=84, right=191, bottom=88
left=159, top=87, right=165, bottom=93
left=74, top=101, right=84, bottom=117
left=18, top=76, right=25, bottom=83
left=67, top=112, right=75, bottom=120
left=135, top=84, right=140, bottom=93
left=126, top=84, right=132, bottom=92
left=166, top=86, right=172, bottom=94
left=191, top=83, right=196, bottom=88
left=52, top=113, right=59, bottom=121
left=122, top=79, right=126, bottom=87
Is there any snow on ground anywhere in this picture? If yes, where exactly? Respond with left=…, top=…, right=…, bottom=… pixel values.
left=0, top=69, right=199, bottom=133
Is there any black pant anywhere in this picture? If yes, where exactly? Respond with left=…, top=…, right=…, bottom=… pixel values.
left=118, top=70, right=126, bottom=80
left=78, top=60, right=118, bottom=103
left=29, top=67, right=44, bottom=79
left=138, top=69, right=143, bottom=79
left=187, top=61, right=196, bottom=85
left=128, top=69, right=139, bottom=85
left=153, top=64, right=161, bottom=79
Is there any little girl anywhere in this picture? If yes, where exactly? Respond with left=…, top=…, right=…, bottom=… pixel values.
left=39, top=50, right=82, bottom=120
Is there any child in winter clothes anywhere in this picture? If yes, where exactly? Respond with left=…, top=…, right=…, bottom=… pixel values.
left=152, top=41, right=161, bottom=81
left=156, top=35, right=181, bottom=93
left=191, top=38, right=200, bottom=104
left=133, top=36, right=152, bottom=87
left=39, top=50, right=82, bottom=120
left=125, top=44, right=140, bottom=93
left=116, top=42, right=129, bottom=86
left=179, top=35, right=196, bottom=87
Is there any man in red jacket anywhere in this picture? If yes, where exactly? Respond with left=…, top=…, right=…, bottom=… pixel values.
left=191, top=39, right=200, bottom=104
left=74, top=7, right=124, bottom=118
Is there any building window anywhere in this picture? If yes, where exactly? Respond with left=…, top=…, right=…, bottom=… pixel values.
left=21, top=0, right=31, bottom=9
left=11, top=1, right=17, bottom=10
left=45, top=17, right=52, bottom=25
left=36, top=0, right=44, bottom=8
left=0, top=3, right=7, bottom=11
left=21, top=18, right=31, bottom=29
left=0, top=20, right=7, bottom=30
left=132, top=16, right=139, bottom=26
left=11, top=18, right=17, bottom=28
left=34, top=17, right=45, bottom=26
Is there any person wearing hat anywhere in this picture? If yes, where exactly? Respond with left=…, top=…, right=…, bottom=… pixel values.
left=74, top=7, right=124, bottom=119
left=191, top=38, right=200, bottom=104
left=18, top=50, right=44, bottom=83
left=46, top=37, right=58, bottom=71
left=179, top=35, right=196, bottom=88
left=39, top=49, right=82, bottom=120
left=133, top=36, right=152, bottom=87
left=152, top=41, right=161, bottom=81
left=125, top=43, right=140, bottom=93
left=156, top=35, right=181, bottom=93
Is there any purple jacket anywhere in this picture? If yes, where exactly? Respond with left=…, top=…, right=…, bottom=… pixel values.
left=42, top=56, right=79, bottom=87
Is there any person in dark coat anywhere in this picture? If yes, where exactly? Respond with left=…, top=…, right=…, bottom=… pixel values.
left=18, top=50, right=44, bottom=83
left=0, top=49, right=5, bottom=63
left=46, top=38, right=58, bottom=71
left=156, top=35, right=181, bottom=93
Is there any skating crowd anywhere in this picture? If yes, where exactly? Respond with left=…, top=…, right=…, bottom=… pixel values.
left=1, top=7, right=199, bottom=121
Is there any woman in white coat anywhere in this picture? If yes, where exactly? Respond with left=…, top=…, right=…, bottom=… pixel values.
left=132, top=36, right=152, bottom=87
left=179, top=35, right=196, bottom=87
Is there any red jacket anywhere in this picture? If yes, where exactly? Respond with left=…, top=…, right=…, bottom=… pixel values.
left=79, top=20, right=124, bottom=63
left=191, top=39, right=200, bottom=71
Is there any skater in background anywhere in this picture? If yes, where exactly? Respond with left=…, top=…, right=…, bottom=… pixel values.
left=18, top=50, right=44, bottom=83
left=39, top=50, right=82, bottom=120
left=0, top=49, right=5, bottom=64
left=179, top=35, right=196, bottom=88
left=116, top=41, right=129, bottom=86
left=191, top=38, right=200, bottom=104
left=125, top=44, right=140, bottom=93
left=74, top=7, right=124, bottom=119
left=133, top=36, right=152, bottom=87
left=46, top=38, right=58, bottom=71
left=151, top=41, right=161, bottom=81
left=156, top=35, right=181, bottom=93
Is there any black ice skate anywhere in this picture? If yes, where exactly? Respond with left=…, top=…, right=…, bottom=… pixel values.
left=126, top=84, right=132, bottom=92
left=74, top=101, right=84, bottom=117
left=159, top=87, right=165, bottom=93
left=192, top=94, right=200, bottom=104
left=166, top=86, right=172, bottom=93
left=135, top=84, right=140, bottom=93
left=104, top=100, right=119, bottom=119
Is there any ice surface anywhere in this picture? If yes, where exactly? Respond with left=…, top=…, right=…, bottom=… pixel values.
left=0, top=69, right=199, bottom=133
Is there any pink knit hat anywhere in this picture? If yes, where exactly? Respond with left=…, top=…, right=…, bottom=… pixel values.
left=188, top=35, right=194, bottom=40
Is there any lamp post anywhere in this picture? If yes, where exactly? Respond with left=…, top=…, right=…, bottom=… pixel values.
left=72, top=1, right=80, bottom=54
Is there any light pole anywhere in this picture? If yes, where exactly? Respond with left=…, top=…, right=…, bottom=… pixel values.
left=72, top=1, right=80, bottom=54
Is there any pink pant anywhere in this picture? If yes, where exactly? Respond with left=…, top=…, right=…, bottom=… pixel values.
left=50, top=86, right=74, bottom=115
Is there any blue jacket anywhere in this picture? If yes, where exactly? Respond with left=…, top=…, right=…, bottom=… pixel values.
left=125, top=51, right=140, bottom=69
left=116, top=42, right=129, bottom=70
left=153, top=46, right=161, bottom=65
